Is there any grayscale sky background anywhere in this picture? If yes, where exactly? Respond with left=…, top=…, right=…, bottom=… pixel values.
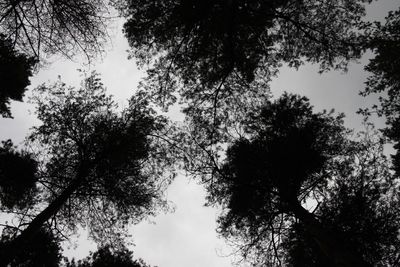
left=1, top=1, right=399, bottom=266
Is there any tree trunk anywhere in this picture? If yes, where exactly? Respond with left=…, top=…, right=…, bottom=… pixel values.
left=0, top=164, right=88, bottom=266
left=290, top=201, right=372, bottom=267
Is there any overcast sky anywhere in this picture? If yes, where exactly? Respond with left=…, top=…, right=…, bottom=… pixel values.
left=1, top=1, right=399, bottom=266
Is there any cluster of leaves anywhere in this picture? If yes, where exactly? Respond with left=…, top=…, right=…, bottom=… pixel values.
left=0, top=139, right=38, bottom=209
left=208, top=93, right=346, bottom=205
left=66, top=245, right=153, bottom=267
left=0, top=0, right=117, bottom=118
left=0, top=227, right=63, bottom=267
left=283, top=131, right=400, bottom=267
left=363, top=8, right=400, bottom=176
left=0, top=34, right=36, bottom=117
left=0, top=227, right=152, bottom=267
left=115, top=0, right=371, bottom=111
left=0, top=0, right=111, bottom=59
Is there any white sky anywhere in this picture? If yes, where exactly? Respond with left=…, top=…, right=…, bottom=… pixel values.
left=0, top=1, right=399, bottom=266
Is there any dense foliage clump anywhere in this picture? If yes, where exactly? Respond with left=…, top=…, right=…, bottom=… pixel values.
left=0, top=35, right=36, bottom=117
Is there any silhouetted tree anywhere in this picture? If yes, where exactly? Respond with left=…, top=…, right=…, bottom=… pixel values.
left=202, top=94, right=372, bottom=267
left=66, top=245, right=152, bottom=267
left=0, top=34, right=36, bottom=117
left=114, top=0, right=370, bottom=109
left=0, top=139, right=38, bottom=209
left=0, top=73, right=177, bottom=265
left=363, top=8, right=400, bottom=176
left=0, top=0, right=111, bottom=60
left=0, top=227, right=63, bottom=267
left=0, top=0, right=115, bottom=117
left=283, top=132, right=400, bottom=267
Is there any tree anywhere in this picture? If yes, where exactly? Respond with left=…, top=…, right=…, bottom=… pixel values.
left=0, top=34, right=36, bottom=117
left=202, top=93, right=372, bottom=267
left=114, top=0, right=371, bottom=109
left=363, top=8, right=400, bottom=176
left=66, top=245, right=153, bottom=267
left=283, top=131, right=400, bottom=267
left=0, top=139, right=38, bottom=209
left=0, top=0, right=115, bottom=117
left=0, top=227, right=63, bottom=267
left=0, top=0, right=111, bottom=60
left=0, top=73, right=177, bottom=265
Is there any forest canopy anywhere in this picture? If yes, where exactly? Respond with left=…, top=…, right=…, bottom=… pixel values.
left=0, top=0, right=111, bottom=59
left=0, top=73, right=179, bottom=265
left=203, top=94, right=400, bottom=266
left=115, top=0, right=372, bottom=109
left=1, top=1, right=400, bottom=266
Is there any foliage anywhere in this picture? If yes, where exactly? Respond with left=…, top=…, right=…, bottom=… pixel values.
left=0, top=0, right=111, bottom=60
left=179, top=72, right=273, bottom=186
left=201, top=94, right=379, bottom=266
left=364, top=8, right=400, bottom=96
left=0, top=34, right=36, bottom=117
left=66, top=245, right=152, bottom=267
left=284, top=132, right=400, bottom=267
left=363, top=8, right=400, bottom=177
left=115, top=0, right=371, bottom=109
left=0, top=0, right=112, bottom=118
left=0, top=139, right=38, bottom=209
left=208, top=93, right=346, bottom=210
left=0, top=73, right=178, bottom=264
left=30, top=73, right=175, bottom=242
left=0, top=227, right=63, bottom=267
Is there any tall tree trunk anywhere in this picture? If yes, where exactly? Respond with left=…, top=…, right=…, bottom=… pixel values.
left=0, top=164, right=88, bottom=266
left=290, top=201, right=371, bottom=267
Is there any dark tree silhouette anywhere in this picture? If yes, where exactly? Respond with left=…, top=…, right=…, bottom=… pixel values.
left=0, top=73, right=177, bottom=265
left=202, top=94, right=372, bottom=267
left=283, top=132, right=400, bottom=267
left=114, top=0, right=370, bottom=108
left=0, top=0, right=111, bottom=60
left=0, top=34, right=36, bottom=117
left=0, top=0, right=114, bottom=117
left=0, top=227, right=63, bottom=267
left=0, top=139, right=38, bottom=209
left=66, top=245, right=153, bottom=267
left=363, top=8, right=400, bottom=177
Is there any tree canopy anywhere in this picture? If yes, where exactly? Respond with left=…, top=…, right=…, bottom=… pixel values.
left=0, top=139, right=38, bottom=209
left=199, top=94, right=387, bottom=266
left=115, top=0, right=371, bottom=109
left=1, top=227, right=63, bottom=267
left=0, top=0, right=114, bottom=117
left=66, top=245, right=153, bottom=267
left=0, top=0, right=111, bottom=60
left=283, top=132, right=400, bottom=267
left=0, top=34, right=36, bottom=117
left=1, top=1, right=400, bottom=266
left=363, top=8, right=400, bottom=177
left=0, top=73, right=178, bottom=264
